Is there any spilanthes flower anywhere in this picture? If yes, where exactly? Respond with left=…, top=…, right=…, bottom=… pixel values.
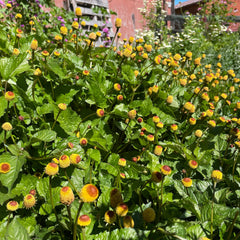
left=60, top=186, right=74, bottom=205
left=166, top=95, right=173, bottom=104
left=156, top=121, right=164, bottom=128
left=195, top=130, right=203, bottom=138
left=55, top=35, right=62, bottom=41
left=34, top=68, right=42, bottom=76
left=13, top=48, right=20, bottom=55
left=206, top=109, right=214, bottom=117
left=189, top=160, right=198, bottom=169
left=54, top=51, right=60, bottom=57
left=23, top=194, right=36, bottom=209
left=81, top=21, right=86, bottom=26
left=154, top=145, right=163, bottom=156
left=120, top=173, right=126, bottom=178
left=70, top=154, right=81, bottom=164
left=117, top=95, right=123, bottom=101
left=173, top=54, right=181, bottom=61
left=189, top=118, right=196, bottom=125
left=186, top=51, right=192, bottom=58
left=80, top=184, right=99, bottom=202
left=80, top=138, right=88, bottom=146
left=142, top=208, right=156, bottom=222
left=2, top=122, right=12, bottom=131
left=4, top=91, right=15, bottom=101
left=153, top=116, right=160, bottom=123
left=116, top=203, right=128, bottom=217
left=60, top=26, right=68, bottom=35
left=45, top=162, right=59, bottom=176
left=110, top=188, right=123, bottom=208
left=147, top=134, right=154, bottom=142
left=42, top=50, right=49, bottom=57
left=96, top=109, right=104, bottom=117
left=58, top=103, right=67, bottom=111
left=0, top=162, right=11, bottom=173
left=15, top=13, right=22, bottom=19
left=114, top=83, right=121, bottom=91
left=198, top=237, right=210, bottom=240
left=7, top=201, right=19, bottom=211
left=182, top=178, right=193, bottom=187
left=211, top=170, right=222, bottom=182
left=31, top=39, right=38, bottom=50
left=78, top=215, right=91, bottom=226
left=161, top=165, right=171, bottom=175
left=128, top=110, right=136, bottom=119
left=83, top=70, right=90, bottom=76
left=72, top=21, right=79, bottom=30
left=208, top=120, right=216, bottom=127
left=104, top=210, right=116, bottom=224
left=59, top=155, right=70, bottom=168
left=52, top=157, right=59, bottom=164
left=171, top=124, right=178, bottom=131
left=118, top=158, right=126, bottom=167
left=75, top=7, right=82, bottom=17
left=221, top=93, right=227, bottom=99
left=123, top=215, right=134, bottom=228
left=89, top=32, right=96, bottom=41
left=151, top=171, right=162, bottom=183
left=115, top=18, right=122, bottom=28
left=154, top=55, right=162, bottom=64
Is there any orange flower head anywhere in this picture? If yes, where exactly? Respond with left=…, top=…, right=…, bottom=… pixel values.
left=5, top=91, right=15, bottom=101
left=96, top=109, right=104, bottom=117
left=80, top=184, right=99, bottom=202
left=0, top=162, right=11, bottom=173
left=147, top=134, right=154, bottom=142
left=116, top=203, right=128, bottom=217
left=23, top=194, right=36, bottom=209
left=118, top=158, right=126, bottom=167
left=195, top=130, right=203, bottom=138
left=13, top=48, right=20, bottom=55
left=114, top=83, right=121, bottom=91
left=208, top=120, right=216, bottom=127
left=7, top=201, right=19, bottom=211
left=2, top=122, right=12, bottom=131
left=83, top=70, right=90, bottom=76
left=72, top=21, right=79, bottom=30
left=153, top=116, right=160, bottom=123
left=142, top=208, right=156, bottom=222
left=156, top=121, right=164, bottom=128
left=104, top=210, right=116, bottom=224
left=206, top=109, right=214, bottom=117
left=182, top=178, right=193, bottom=187
left=151, top=171, right=162, bottom=183
left=68, top=142, right=74, bottom=149
left=59, top=155, right=70, bottom=168
left=70, top=154, right=81, bottom=164
left=117, top=95, right=123, bottom=101
left=45, top=162, right=59, bottom=176
left=128, top=110, right=136, bottom=119
left=167, top=95, right=173, bottom=104
left=189, top=118, right=196, bottom=125
left=161, top=165, right=171, bottom=176
left=60, top=186, right=74, bottom=205
left=189, top=160, right=198, bottom=169
left=80, top=138, right=88, bottom=146
left=60, top=26, right=68, bottom=35
left=42, top=50, right=49, bottom=57
left=123, top=215, right=134, bottom=228
left=75, top=7, right=82, bottom=16
left=171, top=124, right=178, bottom=131
left=115, top=18, right=122, bottom=28
left=89, top=32, right=96, bottom=41
left=34, top=68, right=42, bottom=76
left=154, top=145, right=163, bottom=156
left=154, top=55, right=162, bottom=64
left=31, top=39, right=38, bottom=50
left=78, top=215, right=91, bottom=226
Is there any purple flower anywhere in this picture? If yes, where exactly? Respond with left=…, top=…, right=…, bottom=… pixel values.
left=38, top=4, right=43, bottom=8
left=65, top=39, right=68, bottom=42
left=58, top=16, right=63, bottom=20
left=61, top=23, right=65, bottom=26
left=20, top=24, right=24, bottom=28
left=74, top=18, right=78, bottom=21
left=103, top=27, right=109, bottom=33
left=0, top=0, right=5, bottom=5
left=197, top=7, right=202, bottom=11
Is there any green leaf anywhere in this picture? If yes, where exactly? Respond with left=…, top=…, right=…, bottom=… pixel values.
left=36, top=103, right=55, bottom=115
left=0, top=96, right=8, bottom=118
left=17, top=216, right=37, bottom=237
left=139, top=98, right=153, bottom=116
left=5, top=218, right=30, bottom=240
left=0, top=153, right=26, bottom=192
left=32, top=129, right=57, bottom=142
left=111, top=103, right=128, bottom=118
left=87, top=149, right=101, bottom=164
left=122, top=65, right=137, bottom=84
left=47, top=58, right=67, bottom=80
left=100, top=162, right=118, bottom=176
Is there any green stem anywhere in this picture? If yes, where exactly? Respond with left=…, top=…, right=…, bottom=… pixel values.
left=73, top=201, right=84, bottom=240
left=76, top=112, right=96, bottom=132
left=52, top=110, right=61, bottom=130
left=4, top=130, right=7, bottom=152
left=232, top=151, right=239, bottom=182
left=82, top=227, right=86, bottom=240
left=211, top=181, right=216, bottom=240
left=64, top=169, right=80, bottom=198
left=66, top=205, right=73, bottom=232
left=7, top=212, right=11, bottom=226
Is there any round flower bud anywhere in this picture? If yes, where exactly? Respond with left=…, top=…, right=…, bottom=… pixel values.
left=45, top=162, right=59, bottom=176
left=151, top=171, right=162, bottom=183
left=70, top=154, right=81, bottom=164
left=154, top=145, right=163, bottom=156
left=171, top=124, right=178, bottom=131
left=75, top=7, right=82, bottom=17
left=23, top=194, right=36, bottom=209
left=59, top=155, right=70, bottom=168
left=189, top=160, right=198, bottom=169
left=31, top=39, right=38, bottom=50
left=182, top=178, right=193, bottom=187
left=104, top=210, right=116, bottom=224
left=13, top=48, right=20, bottom=55
left=60, top=26, right=68, bottom=35
left=114, top=83, right=121, bottom=91
left=189, top=118, right=196, bottom=125
left=211, top=170, right=222, bottom=182
left=42, top=50, right=49, bottom=57
left=0, top=162, right=11, bottom=173
left=153, top=116, right=160, bottom=123
left=167, top=95, right=173, bottom=104
left=96, top=109, right=104, bottom=117
left=78, top=215, right=91, bottom=226
left=80, top=184, right=99, bottom=202
left=7, top=201, right=19, bottom=211
left=156, top=121, right=164, bottom=128
left=2, top=122, right=12, bottom=131
left=34, top=68, right=42, bottom=76
left=118, top=158, right=126, bottom=167
left=110, top=188, right=123, bottom=208
left=115, top=18, right=122, bottom=28
left=58, top=103, right=67, bottom=111
left=72, top=21, right=79, bottom=30
left=116, top=203, right=128, bottom=217
left=128, top=110, right=137, bottom=119
left=161, top=165, right=171, bottom=176
left=147, top=134, right=154, bottom=142
left=195, top=130, right=203, bottom=138
left=60, top=186, right=75, bottom=205
left=142, top=208, right=156, bottom=222
left=4, top=91, right=15, bottom=101
left=123, top=215, right=134, bottom=228
left=80, top=138, right=88, bottom=146
left=117, top=95, right=123, bottom=101
left=89, top=32, right=96, bottom=41
left=208, top=120, right=216, bottom=127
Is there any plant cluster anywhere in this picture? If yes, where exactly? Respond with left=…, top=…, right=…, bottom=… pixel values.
left=0, top=1, right=240, bottom=240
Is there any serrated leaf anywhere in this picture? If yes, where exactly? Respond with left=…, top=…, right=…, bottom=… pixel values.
left=0, top=96, right=8, bottom=118
left=32, top=129, right=56, bottom=142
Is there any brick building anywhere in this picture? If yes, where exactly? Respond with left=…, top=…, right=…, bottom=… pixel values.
left=175, top=0, right=240, bottom=32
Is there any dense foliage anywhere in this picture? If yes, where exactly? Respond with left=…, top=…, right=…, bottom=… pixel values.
left=0, top=1, right=240, bottom=239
